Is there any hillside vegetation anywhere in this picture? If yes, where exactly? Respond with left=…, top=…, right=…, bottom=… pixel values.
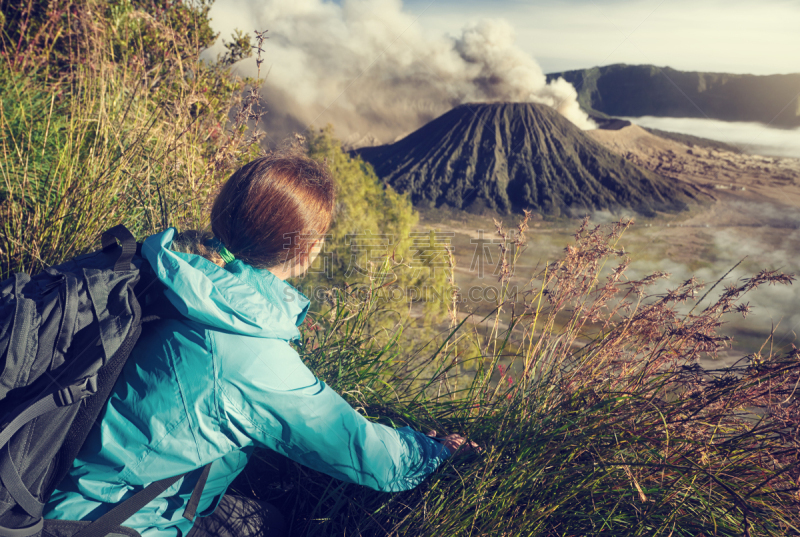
left=0, top=0, right=259, bottom=276
left=2, top=2, right=799, bottom=536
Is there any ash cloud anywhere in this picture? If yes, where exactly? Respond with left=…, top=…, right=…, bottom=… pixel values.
left=207, top=0, right=595, bottom=146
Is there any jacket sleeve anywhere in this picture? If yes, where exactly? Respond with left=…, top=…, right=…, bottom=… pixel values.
left=212, top=332, right=451, bottom=492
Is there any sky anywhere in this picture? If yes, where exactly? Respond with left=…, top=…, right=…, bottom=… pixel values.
left=401, top=0, right=800, bottom=75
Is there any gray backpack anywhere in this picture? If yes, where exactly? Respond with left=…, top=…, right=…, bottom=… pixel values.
left=0, top=226, right=209, bottom=537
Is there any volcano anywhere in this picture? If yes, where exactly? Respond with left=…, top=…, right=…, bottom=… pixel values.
left=355, top=103, right=699, bottom=216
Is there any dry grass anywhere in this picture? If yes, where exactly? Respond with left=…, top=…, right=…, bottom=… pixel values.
left=236, top=216, right=800, bottom=536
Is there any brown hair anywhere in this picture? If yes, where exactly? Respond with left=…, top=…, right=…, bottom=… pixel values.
left=173, top=152, right=336, bottom=269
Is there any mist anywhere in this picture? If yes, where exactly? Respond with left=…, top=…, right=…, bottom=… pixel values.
left=595, top=200, right=800, bottom=360
left=622, top=116, right=800, bottom=159
left=206, top=0, right=595, bottom=146
left=475, top=201, right=800, bottom=361
left=630, top=235, right=800, bottom=361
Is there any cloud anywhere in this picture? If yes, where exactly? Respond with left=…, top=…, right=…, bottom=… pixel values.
left=206, top=0, right=595, bottom=145
left=622, top=116, right=800, bottom=159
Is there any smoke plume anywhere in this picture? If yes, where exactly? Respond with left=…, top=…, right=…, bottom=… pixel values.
left=207, top=0, right=596, bottom=146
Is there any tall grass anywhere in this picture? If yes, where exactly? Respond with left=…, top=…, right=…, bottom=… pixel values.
left=0, top=0, right=261, bottom=278
left=235, top=217, right=800, bottom=536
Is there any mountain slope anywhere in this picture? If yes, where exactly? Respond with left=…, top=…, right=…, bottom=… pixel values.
left=356, top=103, right=698, bottom=217
left=546, top=64, right=800, bottom=127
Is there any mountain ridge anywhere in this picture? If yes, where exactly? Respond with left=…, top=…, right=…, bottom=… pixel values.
left=546, top=64, right=800, bottom=127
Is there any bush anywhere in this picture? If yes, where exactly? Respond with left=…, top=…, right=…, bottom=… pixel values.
left=298, top=126, right=452, bottom=329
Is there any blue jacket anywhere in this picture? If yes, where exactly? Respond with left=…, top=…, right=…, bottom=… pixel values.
left=43, top=228, right=449, bottom=536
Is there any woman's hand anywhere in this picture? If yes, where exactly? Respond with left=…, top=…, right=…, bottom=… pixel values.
left=426, top=430, right=481, bottom=457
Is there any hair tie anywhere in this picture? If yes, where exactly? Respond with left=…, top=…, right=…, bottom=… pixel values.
left=218, top=244, right=236, bottom=265
left=208, top=237, right=236, bottom=265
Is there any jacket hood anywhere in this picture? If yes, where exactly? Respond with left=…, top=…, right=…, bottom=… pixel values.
left=141, top=228, right=309, bottom=341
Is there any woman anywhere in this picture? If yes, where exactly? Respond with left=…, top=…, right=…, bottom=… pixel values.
left=42, top=153, right=475, bottom=536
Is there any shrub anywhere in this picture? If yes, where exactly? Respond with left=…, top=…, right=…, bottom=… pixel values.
left=299, top=127, right=452, bottom=329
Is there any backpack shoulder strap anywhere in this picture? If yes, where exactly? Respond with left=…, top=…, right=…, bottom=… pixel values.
left=182, top=463, right=212, bottom=522
left=70, top=464, right=212, bottom=537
